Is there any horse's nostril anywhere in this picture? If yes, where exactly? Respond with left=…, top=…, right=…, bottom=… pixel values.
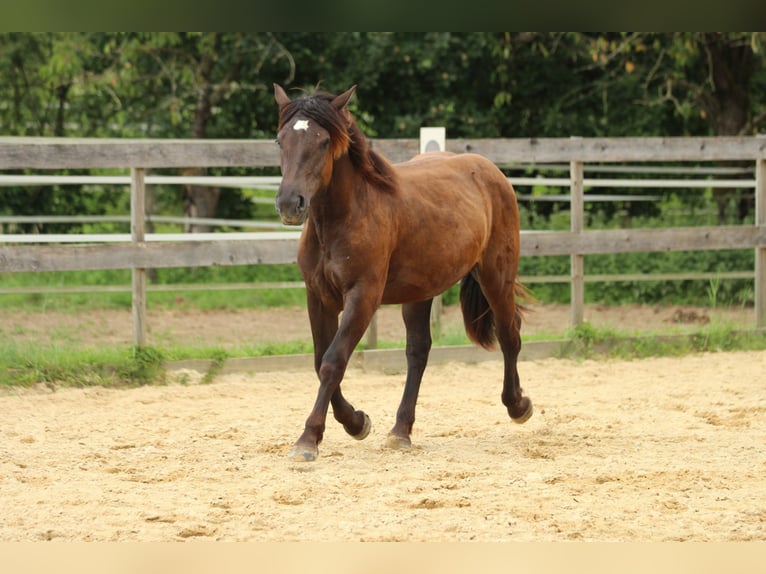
left=297, top=195, right=306, bottom=211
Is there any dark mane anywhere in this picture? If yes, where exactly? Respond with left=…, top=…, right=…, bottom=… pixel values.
left=278, top=91, right=398, bottom=192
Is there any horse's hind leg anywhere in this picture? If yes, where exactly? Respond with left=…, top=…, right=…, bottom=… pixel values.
left=386, top=299, right=433, bottom=449
left=500, top=307, right=533, bottom=423
left=479, top=271, right=533, bottom=423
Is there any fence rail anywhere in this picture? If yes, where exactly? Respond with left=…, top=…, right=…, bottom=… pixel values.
left=2, top=135, right=765, bottom=168
left=1, top=135, right=765, bottom=347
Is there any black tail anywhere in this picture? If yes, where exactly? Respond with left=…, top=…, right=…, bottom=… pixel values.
left=460, top=273, right=533, bottom=351
left=460, top=273, right=496, bottom=350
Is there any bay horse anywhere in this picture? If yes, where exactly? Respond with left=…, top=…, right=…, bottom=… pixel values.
left=274, top=84, right=533, bottom=461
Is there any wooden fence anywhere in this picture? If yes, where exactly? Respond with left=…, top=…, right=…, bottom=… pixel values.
left=1, top=135, right=765, bottom=347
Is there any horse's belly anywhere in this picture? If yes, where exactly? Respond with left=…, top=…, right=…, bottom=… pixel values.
left=381, top=280, right=458, bottom=305
left=381, top=250, right=478, bottom=304
left=381, top=203, right=488, bottom=304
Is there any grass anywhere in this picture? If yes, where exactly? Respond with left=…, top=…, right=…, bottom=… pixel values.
left=0, top=285, right=307, bottom=313
left=0, top=333, right=320, bottom=388
left=0, top=343, right=165, bottom=388
left=0, top=267, right=307, bottom=312
left=562, top=319, right=766, bottom=360
left=2, top=313, right=765, bottom=389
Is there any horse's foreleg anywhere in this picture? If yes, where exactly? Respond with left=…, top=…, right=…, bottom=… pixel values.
left=331, top=387, right=372, bottom=440
left=386, top=299, right=433, bottom=449
left=288, top=293, right=338, bottom=461
left=288, top=289, right=377, bottom=462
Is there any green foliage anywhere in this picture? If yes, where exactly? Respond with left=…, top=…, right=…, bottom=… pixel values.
left=559, top=320, right=766, bottom=361
left=0, top=342, right=166, bottom=387
left=3, top=33, right=765, bottom=140
left=1, top=32, right=764, bottom=312
left=3, top=32, right=766, bottom=226
left=565, top=321, right=619, bottom=356
left=199, top=350, right=227, bottom=385
left=4, top=315, right=764, bottom=389
left=125, top=346, right=165, bottom=383
left=582, top=250, right=754, bottom=306
left=0, top=241, right=755, bottom=312
left=0, top=264, right=306, bottom=312
left=3, top=32, right=765, bottom=391
left=515, top=187, right=757, bottom=307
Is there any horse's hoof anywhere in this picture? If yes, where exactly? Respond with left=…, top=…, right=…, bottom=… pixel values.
left=385, top=433, right=412, bottom=450
left=347, top=412, right=372, bottom=441
left=511, top=398, right=534, bottom=424
left=343, top=413, right=372, bottom=440
left=287, top=444, right=319, bottom=462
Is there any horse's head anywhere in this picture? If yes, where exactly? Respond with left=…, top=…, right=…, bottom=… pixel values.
left=273, top=84, right=356, bottom=225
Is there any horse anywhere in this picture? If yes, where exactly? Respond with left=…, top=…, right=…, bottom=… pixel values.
left=273, top=84, right=533, bottom=461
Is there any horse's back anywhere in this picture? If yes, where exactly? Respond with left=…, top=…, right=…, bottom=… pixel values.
left=380, top=152, right=519, bottom=303
left=396, top=150, right=495, bottom=173
left=396, top=150, right=457, bottom=166
left=396, top=152, right=511, bottom=192
left=394, top=151, right=517, bottom=219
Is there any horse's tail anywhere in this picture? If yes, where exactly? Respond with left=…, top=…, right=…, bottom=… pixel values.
left=460, top=273, right=496, bottom=350
left=460, top=273, right=533, bottom=351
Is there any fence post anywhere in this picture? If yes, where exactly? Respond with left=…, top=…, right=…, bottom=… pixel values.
left=756, top=158, right=766, bottom=329
left=421, top=127, right=447, bottom=339
left=364, top=126, right=447, bottom=349
left=365, top=313, right=378, bottom=350
left=570, top=158, right=585, bottom=328
left=131, top=167, right=147, bottom=347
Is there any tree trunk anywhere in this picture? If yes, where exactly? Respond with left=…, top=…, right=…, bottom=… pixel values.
left=183, top=34, right=221, bottom=233
left=54, top=83, right=71, bottom=137
left=183, top=167, right=221, bottom=233
left=699, top=33, right=755, bottom=223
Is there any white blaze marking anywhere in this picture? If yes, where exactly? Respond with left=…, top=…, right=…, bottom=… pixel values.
left=293, top=119, right=310, bottom=131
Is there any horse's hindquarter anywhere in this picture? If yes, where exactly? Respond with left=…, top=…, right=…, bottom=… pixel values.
left=382, top=153, right=515, bottom=304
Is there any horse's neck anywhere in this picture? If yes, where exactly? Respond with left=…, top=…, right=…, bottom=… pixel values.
left=315, top=155, right=361, bottom=220
left=308, top=155, right=361, bottom=243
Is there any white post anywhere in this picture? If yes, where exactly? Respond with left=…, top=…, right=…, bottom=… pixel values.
left=131, top=167, right=147, bottom=347
left=570, top=159, right=585, bottom=328
left=421, top=127, right=447, bottom=338
left=420, top=127, right=446, bottom=154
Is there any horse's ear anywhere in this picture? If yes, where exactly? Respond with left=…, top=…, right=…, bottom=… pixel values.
left=331, top=85, right=357, bottom=110
left=274, top=83, right=291, bottom=108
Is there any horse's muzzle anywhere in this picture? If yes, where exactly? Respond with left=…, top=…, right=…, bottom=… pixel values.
left=275, top=188, right=309, bottom=226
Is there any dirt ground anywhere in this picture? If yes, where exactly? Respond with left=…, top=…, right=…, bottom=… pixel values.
left=2, top=344, right=765, bottom=541
left=0, top=302, right=756, bottom=349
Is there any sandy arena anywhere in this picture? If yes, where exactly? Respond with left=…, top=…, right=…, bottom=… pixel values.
left=2, top=347, right=765, bottom=541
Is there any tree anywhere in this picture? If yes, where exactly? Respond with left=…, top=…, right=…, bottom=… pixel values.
left=92, top=33, right=294, bottom=230
left=519, top=32, right=766, bottom=221
left=0, top=33, right=123, bottom=232
left=2, top=33, right=764, bottom=227
left=633, top=33, right=765, bottom=221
